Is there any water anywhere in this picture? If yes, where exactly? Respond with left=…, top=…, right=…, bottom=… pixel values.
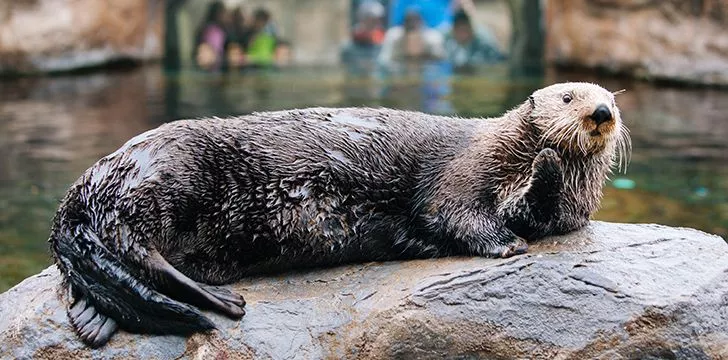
left=0, top=64, right=726, bottom=291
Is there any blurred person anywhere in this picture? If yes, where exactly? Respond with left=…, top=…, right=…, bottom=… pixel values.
left=229, top=6, right=250, bottom=41
left=352, top=1, right=386, bottom=47
left=388, top=0, right=452, bottom=31
left=448, top=0, right=476, bottom=26
left=274, top=40, right=292, bottom=67
left=226, top=6, right=249, bottom=69
left=444, top=10, right=505, bottom=68
left=194, top=1, right=230, bottom=71
left=377, top=7, right=445, bottom=66
left=240, top=8, right=286, bottom=68
left=341, top=0, right=386, bottom=69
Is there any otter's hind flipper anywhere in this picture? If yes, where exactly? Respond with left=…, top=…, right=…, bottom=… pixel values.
left=52, top=224, right=216, bottom=348
left=147, top=251, right=246, bottom=318
left=69, top=298, right=119, bottom=348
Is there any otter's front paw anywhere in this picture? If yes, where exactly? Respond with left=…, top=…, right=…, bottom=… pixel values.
left=531, top=148, right=564, bottom=193
left=533, top=148, right=563, bottom=175
left=488, top=236, right=528, bottom=258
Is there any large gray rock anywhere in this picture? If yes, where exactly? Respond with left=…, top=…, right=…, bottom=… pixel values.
left=0, top=222, right=727, bottom=359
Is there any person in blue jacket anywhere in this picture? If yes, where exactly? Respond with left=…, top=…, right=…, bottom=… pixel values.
left=388, top=0, right=453, bottom=31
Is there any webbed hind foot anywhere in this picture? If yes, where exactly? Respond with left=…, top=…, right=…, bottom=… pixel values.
left=148, top=251, right=245, bottom=319
left=69, top=298, right=119, bottom=348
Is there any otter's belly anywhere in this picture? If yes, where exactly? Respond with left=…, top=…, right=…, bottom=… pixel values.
left=167, top=190, right=416, bottom=284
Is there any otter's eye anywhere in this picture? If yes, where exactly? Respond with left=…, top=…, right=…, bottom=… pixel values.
left=562, top=94, right=573, bottom=104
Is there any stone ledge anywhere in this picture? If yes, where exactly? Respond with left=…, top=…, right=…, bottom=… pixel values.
left=1, top=222, right=726, bottom=359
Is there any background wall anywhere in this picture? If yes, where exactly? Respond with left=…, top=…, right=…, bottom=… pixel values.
left=0, top=0, right=163, bottom=74
left=546, top=0, right=728, bottom=86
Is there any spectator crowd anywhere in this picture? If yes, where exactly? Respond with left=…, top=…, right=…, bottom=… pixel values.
left=193, top=0, right=505, bottom=72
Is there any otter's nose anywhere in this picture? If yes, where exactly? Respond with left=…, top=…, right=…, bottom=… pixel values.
left=591, top=104, right=612, bottom=125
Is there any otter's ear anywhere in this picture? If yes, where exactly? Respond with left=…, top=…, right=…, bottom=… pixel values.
left=528, top=95, right=535, bottom=109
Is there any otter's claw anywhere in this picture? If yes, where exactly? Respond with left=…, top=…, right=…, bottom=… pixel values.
left=199, top=284, right=247, bottom=317
left=489, top=236, right=529, bottom=258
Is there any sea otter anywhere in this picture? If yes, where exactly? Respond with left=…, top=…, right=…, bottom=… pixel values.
left=49, top=82, right=630, bottom=347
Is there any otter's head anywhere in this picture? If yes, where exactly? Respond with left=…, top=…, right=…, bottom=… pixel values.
left=527, top=82, right=631, bottom=171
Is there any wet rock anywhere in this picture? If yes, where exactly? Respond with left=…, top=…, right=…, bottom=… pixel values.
left=0, top=0, right=163, bottom=75
left=546, top=0, right=728, bottom=86
left=1, top=222, right=727, bottom=359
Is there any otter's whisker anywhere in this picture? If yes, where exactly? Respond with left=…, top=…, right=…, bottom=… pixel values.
left=539, top=120, right=562, bottom=147
left=616, top=135, right=624, bottom=172
left=554, top=119, right=575, bottom=152
left=613, top=126, right=626, bottom=172
left=555, top=127, right=570, bottom=150
left=545, top=120, right=565, bottom=144
left=569, top=120, right=588, bottom=155
left=561, top=123, right=579, bottom=150
left=562, top=117, right=578, bottom=144
left=617, top=125, right=632, bottom=173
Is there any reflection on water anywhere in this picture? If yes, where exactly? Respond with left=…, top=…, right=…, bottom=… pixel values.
left=0, top=65, right=726, bottom=291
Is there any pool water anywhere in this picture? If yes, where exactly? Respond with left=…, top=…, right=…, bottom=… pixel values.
left=0, top=64, right=726, bottom=291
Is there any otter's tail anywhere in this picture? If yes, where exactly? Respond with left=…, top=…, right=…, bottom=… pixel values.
left=51, top=222, right=216, bottom=348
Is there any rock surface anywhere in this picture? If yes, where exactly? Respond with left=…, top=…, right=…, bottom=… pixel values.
left=0, top=0, right=163, bottom=75
left=1, top=222, right=727, bottom=359
left=545, top=0, right=728, bottom=86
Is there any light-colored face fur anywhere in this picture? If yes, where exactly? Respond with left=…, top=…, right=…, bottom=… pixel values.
left=529, top=82, right=631, bottom=171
